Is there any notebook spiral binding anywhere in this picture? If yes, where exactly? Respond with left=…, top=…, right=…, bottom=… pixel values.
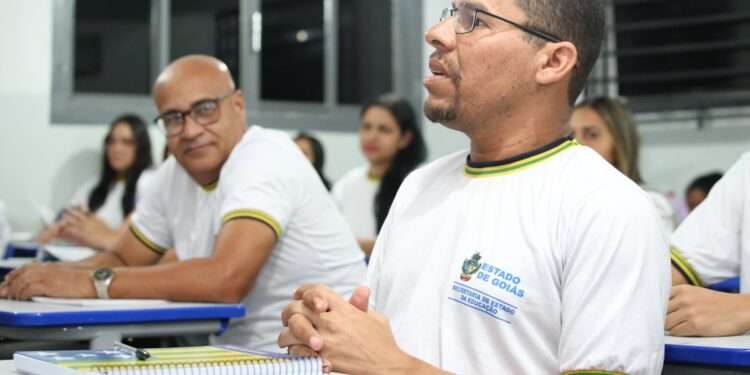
left=91, top=357, right=320, bottom=374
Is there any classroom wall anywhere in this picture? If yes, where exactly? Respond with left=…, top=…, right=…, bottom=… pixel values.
left=0, top=0, right=748, bottom=234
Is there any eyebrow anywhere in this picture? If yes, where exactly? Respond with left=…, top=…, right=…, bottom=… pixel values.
left=160, top=97, right=216, bottom=115
left=458, top=1, right=489, bottom=12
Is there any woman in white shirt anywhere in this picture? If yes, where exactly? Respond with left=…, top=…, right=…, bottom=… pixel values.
left=332, top=94, right=426, bottom=257
left=38, top=114, right=154, bottom=250
left=570, top=96, right=675, bottom=235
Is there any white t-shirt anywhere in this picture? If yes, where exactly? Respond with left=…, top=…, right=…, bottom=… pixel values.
left=70, top=170, right=154, bottom=229
left=645, top=189, right=676, bottom=237
left=332, top=166, right=379, bottom=238
left=671, top=152, right=750, bottom=291
left=367, top=138, right=670, bottom=374
left=132, top=125, right=366, bottom=351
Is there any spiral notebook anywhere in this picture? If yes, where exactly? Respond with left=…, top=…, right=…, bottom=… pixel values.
left=14, top=345, right=322, bottom=375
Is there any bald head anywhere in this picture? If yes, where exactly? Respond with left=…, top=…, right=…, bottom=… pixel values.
left=153, top=55, right=235, bottom=104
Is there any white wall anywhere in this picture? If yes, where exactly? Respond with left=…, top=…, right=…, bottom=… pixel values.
left=1, top=0, right=748, bottom=233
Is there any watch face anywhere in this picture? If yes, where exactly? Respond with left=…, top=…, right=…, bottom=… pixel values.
left=93, top=268, right=113, bottom=281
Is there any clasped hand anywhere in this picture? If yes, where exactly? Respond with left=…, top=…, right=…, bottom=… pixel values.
left=277, top=284, right=412, bottom=375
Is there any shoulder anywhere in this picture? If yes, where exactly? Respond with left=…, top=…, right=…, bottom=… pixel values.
left=333, top=166, right=369, bottom=189
left=405, top=149, right=467, bottom=185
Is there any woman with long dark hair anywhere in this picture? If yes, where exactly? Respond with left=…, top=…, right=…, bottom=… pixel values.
left=294, top=132, right=332, bottom=190
left=332, top=94, right=427, bottom=256
left=38, top=113, right=154, bottom=250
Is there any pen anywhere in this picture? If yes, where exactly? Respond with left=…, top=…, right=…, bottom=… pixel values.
left=112, top=341, right=151, bottom=361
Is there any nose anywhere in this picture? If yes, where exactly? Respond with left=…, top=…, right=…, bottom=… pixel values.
left=425, top=15, right=456, bottom=53
left=180, top=115, right=203, bottom=139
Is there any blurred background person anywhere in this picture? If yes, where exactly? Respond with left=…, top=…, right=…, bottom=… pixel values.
left=571, top=96, right=675, bottom=235
left=332, top=94, right=426, bottom=257
left=685, top=171, right=723, bottom=212
left=37, top=113, right=154, bottom=251
left=294, top=132, right=331, bottom=190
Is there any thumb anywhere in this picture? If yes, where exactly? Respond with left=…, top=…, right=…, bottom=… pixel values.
left=348, top=286, right=370, bottom=312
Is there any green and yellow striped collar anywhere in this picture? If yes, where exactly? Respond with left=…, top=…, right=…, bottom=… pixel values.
left=464, top=136, right=578, bottom=178
left=201, top=180, right=219, bottom=192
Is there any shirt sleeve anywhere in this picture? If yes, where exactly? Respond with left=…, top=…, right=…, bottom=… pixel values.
left=218, top=140, right=300, bottom=239
left=130, top=163, right=173, bottom=255
left=559, top=184, right=670, bottom=375
left=670, top=155, right=748, bottom=286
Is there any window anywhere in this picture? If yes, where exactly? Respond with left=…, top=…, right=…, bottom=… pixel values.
left=587, top=0, right=750, bottom=114
left=74, top=0, right=151, bottom=94
left=52, top=0, right=423, bottom=132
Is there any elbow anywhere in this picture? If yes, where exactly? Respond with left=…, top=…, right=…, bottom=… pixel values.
left=213, top=272, right=253, bottom=304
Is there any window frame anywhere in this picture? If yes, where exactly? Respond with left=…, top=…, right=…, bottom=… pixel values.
left=51, top=0, right=424, bottom=132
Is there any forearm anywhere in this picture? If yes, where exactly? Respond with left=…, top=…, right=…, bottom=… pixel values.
left=67, top=251, right=126, bottom=269
left=671, top=266, right=688, bottom=285
left=107, top=257, right=253, bottom=302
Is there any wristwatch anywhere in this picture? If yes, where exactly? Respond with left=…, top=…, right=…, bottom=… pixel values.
left=91, top=267, right=114, bottom=299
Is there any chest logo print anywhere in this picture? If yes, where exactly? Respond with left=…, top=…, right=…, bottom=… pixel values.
left=460, top=252, right=482, bottom=281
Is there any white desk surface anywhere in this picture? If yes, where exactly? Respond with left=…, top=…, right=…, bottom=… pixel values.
left=666, top=334, right=750, bottom=349
left=0, top=359, right=18, bottom=374
left=0, top=299, right=234, bottom=314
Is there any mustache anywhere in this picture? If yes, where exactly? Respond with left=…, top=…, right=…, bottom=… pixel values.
left=430, top=52, right=462, bottom=83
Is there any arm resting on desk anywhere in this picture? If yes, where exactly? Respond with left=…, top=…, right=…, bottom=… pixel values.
left=106, top=218, right=275, bottom=303
left=0, top=218, right=273, bottom=303
left=667, top=285, right=750, bottom=336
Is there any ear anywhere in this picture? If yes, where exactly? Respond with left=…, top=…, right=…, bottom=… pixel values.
left=232, top=90, right=247, bottom=113
left=534, top=41, right=578, bottom=86
left=398, top=130, right=414, bottom=150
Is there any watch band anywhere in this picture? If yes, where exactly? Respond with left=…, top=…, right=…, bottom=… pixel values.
left=92, top=268, right=114, bottom=299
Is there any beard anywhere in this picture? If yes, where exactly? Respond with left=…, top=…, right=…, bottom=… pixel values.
left=424, top=99, right=457, bottom=123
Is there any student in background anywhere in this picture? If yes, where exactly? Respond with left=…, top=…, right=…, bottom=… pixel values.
left=294, top=132, right=331, bottom=190
left=571, top=96, right=675, bottom=235
left=332, top=94, right=426, bottom=257
left=38, top=114, right=154, bottom=251
left=685, top=171, right=723, bottom=212
left=669, top=154, right=750, bottom=336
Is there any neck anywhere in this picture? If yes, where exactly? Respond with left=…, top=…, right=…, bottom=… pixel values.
left=466, top=103, right=571, bottom=163
left=190, top=171, right=221, bottom=188
left=368, top=162, right=390, bottom=179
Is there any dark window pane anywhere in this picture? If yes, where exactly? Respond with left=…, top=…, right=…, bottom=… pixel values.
left=171, top=0, right=241, bottom=87
left=338, top=1, right=393, bottom=104
left=614, top=0, right=750, bottom=102
left=74, top=0, right=151, bottom=94
left=261, top=0, right=324, bottom=102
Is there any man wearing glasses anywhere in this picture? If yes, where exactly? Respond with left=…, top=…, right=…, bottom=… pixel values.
left=1, top=55, right=366, bottom=351
left=279, top=1, right=669, bottom=374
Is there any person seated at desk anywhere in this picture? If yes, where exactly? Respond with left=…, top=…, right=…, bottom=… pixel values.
left=685, top=171, right=723, bottom=212
left=668, top=153, right=750, bottom=337
left=278, top=1, right=669, bottom=373
left=294, top=132, right=332, bottom=190
left=1, top=55, right=366, bottom=351
left=332, top=94, right=426, bottom=257
left=37, top=114, right=154, bottom=251
left=570, top=96, right=676, bottom=236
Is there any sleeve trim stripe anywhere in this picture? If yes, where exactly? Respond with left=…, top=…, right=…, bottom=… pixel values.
left=222, top=209, right=283, bottom=238
left=129, top=224, right=168, bottom=255
left=670, top=245, right=703, bottom=287
left=562, top=371, right=625, bottom=375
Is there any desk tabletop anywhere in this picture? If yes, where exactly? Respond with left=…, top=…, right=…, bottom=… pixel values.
left=666, top=334, right=750, bottom=367
left=0, top=300, right=245, bottom=327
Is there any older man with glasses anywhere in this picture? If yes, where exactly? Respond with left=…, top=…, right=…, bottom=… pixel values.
left=279, top=1, right=669, bottom=374
left=1, top=55, right=366, bottom=351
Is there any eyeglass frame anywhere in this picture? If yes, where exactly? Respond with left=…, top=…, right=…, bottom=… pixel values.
left=440, top=4, right=562, bottom=43
left=153, top=90, right=237, bottom=137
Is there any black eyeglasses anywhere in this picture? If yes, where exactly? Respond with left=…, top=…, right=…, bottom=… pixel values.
left=440, top=5, right=561, bottom=43
left=153, top=91, right=236, bottom=137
